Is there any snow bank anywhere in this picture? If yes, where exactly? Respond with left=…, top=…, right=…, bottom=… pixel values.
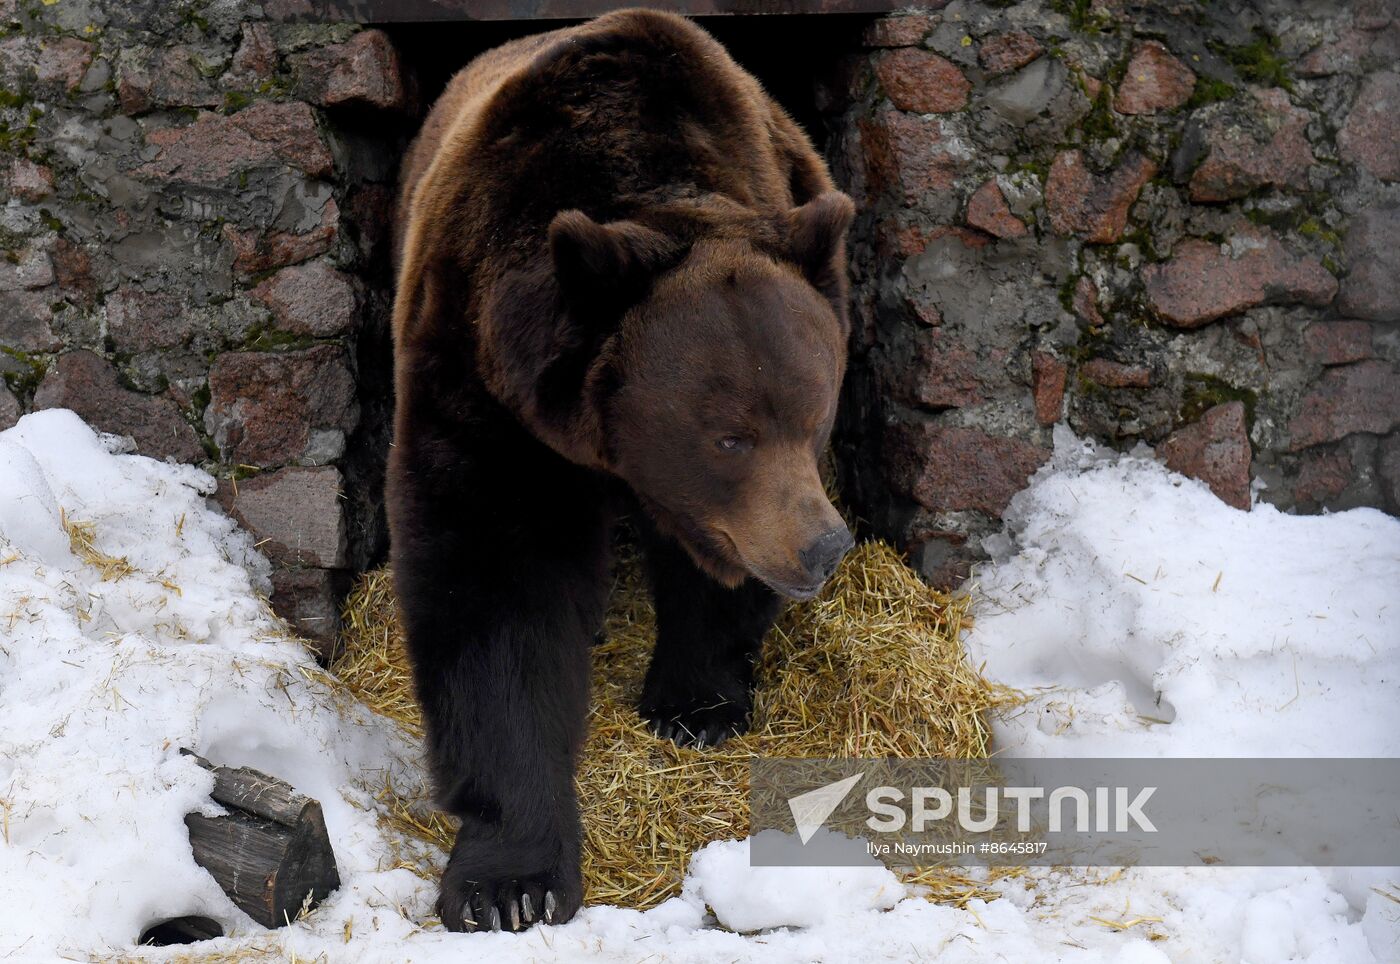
left=0, top=411, right=424, bottom=959
left=968, top=427, right=1400, bottom=757
left=964, top=428, right=1400, bottom=964
left=0, top=411, right=1395, bottom=963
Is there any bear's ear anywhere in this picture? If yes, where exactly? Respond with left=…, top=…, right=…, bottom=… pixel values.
left=787, top=191, right=855, bottom=294
left=549, top=211, right=678, bottom=306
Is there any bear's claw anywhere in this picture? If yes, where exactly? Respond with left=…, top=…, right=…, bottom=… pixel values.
left=643, top=698, right=750, bottom=749
left=441, top=875, right=579, bottom=934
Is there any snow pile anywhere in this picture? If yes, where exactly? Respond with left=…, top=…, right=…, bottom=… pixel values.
left=968, top=427, right=1400, bottom=757
left=0, top=411, right=1395, bottom=962
left=683, top=833, right=904, bottom=932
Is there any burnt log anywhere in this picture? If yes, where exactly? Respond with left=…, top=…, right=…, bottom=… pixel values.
left=182, top=750, right=340, bottom=928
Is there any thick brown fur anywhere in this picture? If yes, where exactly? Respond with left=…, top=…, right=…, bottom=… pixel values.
left=388, top=10, right=854, bottom=933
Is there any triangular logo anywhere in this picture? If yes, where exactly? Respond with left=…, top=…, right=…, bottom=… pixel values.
left=787, top=773, right=863, bottom=844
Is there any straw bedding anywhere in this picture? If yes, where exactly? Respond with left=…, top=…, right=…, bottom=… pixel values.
left=334, top=538, right=1018, bottom=911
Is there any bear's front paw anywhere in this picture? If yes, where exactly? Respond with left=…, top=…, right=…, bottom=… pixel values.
left=439, top=873, right=579, bottom=933
left=437, top=835, right=582, bottom=933
left=640, top=696, right=751, bottom=749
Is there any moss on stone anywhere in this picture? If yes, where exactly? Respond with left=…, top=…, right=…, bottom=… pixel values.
left=241, top=323, right=318, bottom=353
left=1216, top=34, right=1292, bottom=91
left=1075, top=372, right=1106, bottom=397
left=222, top=90, right=252, bottom=114
left=1244, top=205, right=1343, bottom=251
left=255, top=77, right=293, bottom=99
left=108, top=353, right=150, bottom=394
left=1057, top=274, right=1079, bottom=314
left=177, top=381, right=218, bottom=461
left=189, top=381, right=210, bottom=415
left=1185, top=76, right=1237, bottom=109
left=0, top=347, right=48, bottom=399
left=1009, top=156, right=1051, bottom=181
left=1243, top=206, right=1278, bottom=229
left=1297, top=218, right=1342, bottom=249
left=0, top=225, right=29, bottom=256
left=1078, top=86, right=1119, bottom=142
left=1180, top=373, right=1257, bottom=426
left=0, top=101, right=40, bottom=155
left=1068, top=323, right=1113, bottom=364
left=1120, top=222, right=1160, bottom=261
left=180, top=5, right=211, bottom=34
left=1051, top=0, right=1112, bottom=34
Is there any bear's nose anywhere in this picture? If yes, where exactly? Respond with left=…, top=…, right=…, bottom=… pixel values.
left=798, top=525, right=855, bottom=585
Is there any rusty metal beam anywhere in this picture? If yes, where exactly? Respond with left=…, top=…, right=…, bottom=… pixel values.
left=271, top=0, right=929, bottom=23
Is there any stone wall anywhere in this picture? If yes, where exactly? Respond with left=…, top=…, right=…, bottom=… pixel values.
left=0, top=0, right=409, bottom=650
left=3, top=0, right=1396, bottom=622
left=827, top=0, right=1400, bottom=586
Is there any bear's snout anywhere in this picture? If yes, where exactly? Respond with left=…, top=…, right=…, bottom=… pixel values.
left=798, top=525, right=855, bottom=588
left=711, top=453, right=852, bottom=600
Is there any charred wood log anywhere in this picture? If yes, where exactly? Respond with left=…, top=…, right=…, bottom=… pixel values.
left=181, top=750, right=340, bottom=928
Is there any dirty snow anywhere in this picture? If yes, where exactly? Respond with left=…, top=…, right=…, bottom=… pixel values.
left=0, top=410, right=1395, bottom=963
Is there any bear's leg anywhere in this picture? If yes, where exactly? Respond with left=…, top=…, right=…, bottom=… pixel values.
left=389, top=418, right=609, bottom=933
left=637, top=520, right=782, bottom=748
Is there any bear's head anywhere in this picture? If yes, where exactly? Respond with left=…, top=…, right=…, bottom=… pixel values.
left=546, top=192, right=856, bottom=598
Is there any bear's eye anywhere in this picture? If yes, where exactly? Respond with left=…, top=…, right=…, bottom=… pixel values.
left=716, top=435, right=752, bottom=453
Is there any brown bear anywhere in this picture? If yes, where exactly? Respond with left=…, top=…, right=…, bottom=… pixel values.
left=389, top=9, right=854, bottom=933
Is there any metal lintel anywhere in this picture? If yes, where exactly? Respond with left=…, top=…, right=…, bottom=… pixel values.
left=269, top=0, right=931, bottom=24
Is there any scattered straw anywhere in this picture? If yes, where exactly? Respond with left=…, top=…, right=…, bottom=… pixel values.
left=335, top=538, right=1019, bottom=910
left=1372, top=885, right=1400, bottom=906
left=61, top=509, right=135, bottom=581
left=1088, top=915, right=1164, bottom=932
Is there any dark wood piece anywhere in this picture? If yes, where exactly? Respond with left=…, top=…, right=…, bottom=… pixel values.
left=181, top=750, right=340, bottom=928
left=140, top=916, right=224, bottom=946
